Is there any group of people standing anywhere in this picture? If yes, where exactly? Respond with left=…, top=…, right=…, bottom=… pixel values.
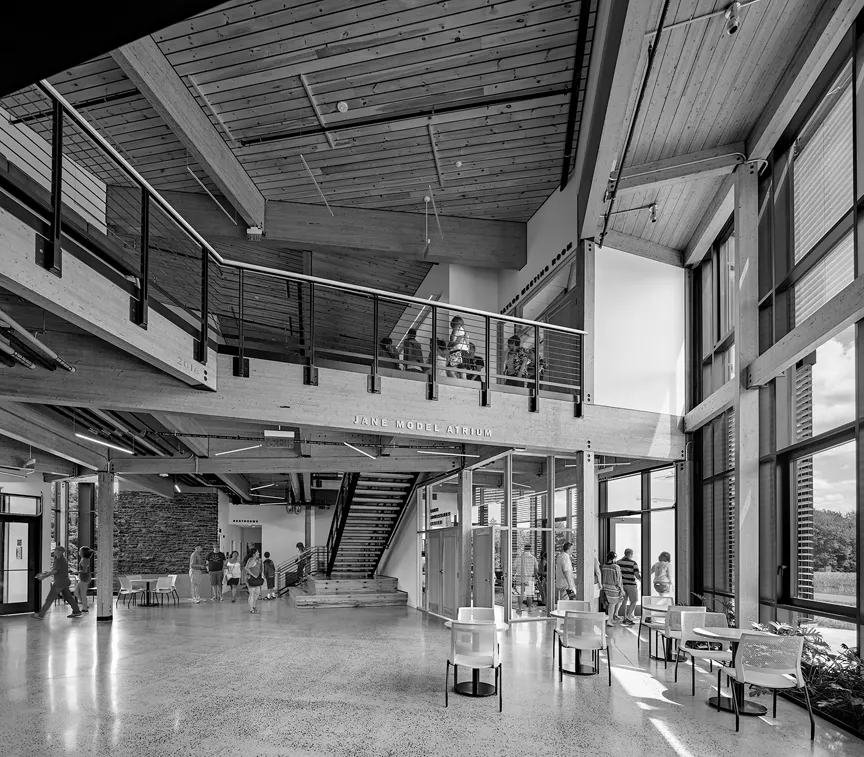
left=188, top=545, right=277, bottom=614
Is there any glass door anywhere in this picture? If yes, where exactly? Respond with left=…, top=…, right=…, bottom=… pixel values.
left=0, top=516, right=39, bottom=615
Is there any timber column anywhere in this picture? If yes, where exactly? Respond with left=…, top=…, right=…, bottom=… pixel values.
left=456, top=469, right=473, bottom=608
left=96, top=470, right=115, bottom=622
left=734, top=162, right=760, bottom=626
left=574, top=451, right=597, bottom=604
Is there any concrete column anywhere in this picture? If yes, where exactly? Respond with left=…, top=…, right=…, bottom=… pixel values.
left=96, top=471, right=114, bottom=622
left=456, top=469, right=473, bottom=608
left=675, top=460, right=693, bottom=604
left=575, top=451, right=596, bottom=603
left=734, top=162, right=760, bottom=626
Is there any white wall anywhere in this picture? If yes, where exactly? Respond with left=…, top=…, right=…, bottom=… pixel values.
left=378, top=494, right=418, bottom=606
left=594, top=246, right=685, bottom=415
left=228, top=504, right=304, bottom=567
left=499, top=181, right=578, bottom=311
left=448, top=264, right=499, bottom=312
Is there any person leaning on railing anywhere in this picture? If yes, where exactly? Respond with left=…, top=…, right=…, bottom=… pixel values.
left=378, top=337, right=400, bottom=370
left=503, top=336, right=529, bottom=387
left=401, top=329, right=425, bottom=372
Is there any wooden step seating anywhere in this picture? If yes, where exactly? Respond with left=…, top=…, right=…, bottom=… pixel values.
left=293, top=575, right=407, bottom=609
left=331, top=472, right=416, bottom=578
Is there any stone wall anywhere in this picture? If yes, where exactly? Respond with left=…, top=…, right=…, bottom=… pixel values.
left=114, top=492, right=218, bottom=574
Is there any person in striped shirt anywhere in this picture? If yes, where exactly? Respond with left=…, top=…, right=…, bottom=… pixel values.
left=616, top=549, right=641, bottom=625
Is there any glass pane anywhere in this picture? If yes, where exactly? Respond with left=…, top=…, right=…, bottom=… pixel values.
left=510, top=528, right=549, bottom=618
left=785, top=612, right=857, bottom=654
left=606, top=473, right=641, bottom=512
left=0, top=495, right=40, bottom=516
left=2, top=521, right=30, bottom=604
left=649, top=467, right=676, bottom=508
left=649, top=509, right=676, bottom=599
left=794, top=325, right=856, bottom=441
left=718, top=235, right=736, bottom=336
left=428, top=479, right=457, bottom=529
left=713, top=476, right=736, bottom=594
left=794, top=440, right=856, bottom=606
left=793, top=60, right=853, bottom=262
left=701, top=482, right=714, bottom=591
left=793, top=232, right=855, bottom=325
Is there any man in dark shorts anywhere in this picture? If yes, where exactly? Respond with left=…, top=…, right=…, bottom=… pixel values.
left=32, top=545, right=82, bottom=619
left=206, top=544, right=226, bottom=602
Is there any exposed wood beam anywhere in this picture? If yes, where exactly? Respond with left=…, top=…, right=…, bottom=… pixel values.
left=110, top=455, right=456, bottom=475
left=0, top=332, right=685, bottom=461
left=616, top=143, right=746, bottom=195
left=0, top=403, right=105, bottom=469
left=0, top=436, right=76, bottom=477
left=600, top=230, right=683, bottom=267
left=684, top=174, right=734, bottom=268
left=683, top=379, right=736, bottom=433
left=747, top=273, right=864, bottom=388
left=579, top=1, right=656, bottom=241
left=112, top=36, right=266, bottom=228
left=220, top=473, right=252, bottom=500
left=0, top=205, right=217, bottom=389
left=118, top=473, right=174, bottom=498
left=748, top=0, right=864, bottom=160
left=141, top=190, right=525, bottom=269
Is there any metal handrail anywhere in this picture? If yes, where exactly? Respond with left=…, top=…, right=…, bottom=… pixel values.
left=36, top=79, right=586, bottom=340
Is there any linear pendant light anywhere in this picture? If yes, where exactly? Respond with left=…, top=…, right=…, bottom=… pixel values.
left=416, top=450, right=480, bottom=458
left=343, top=442, right=377, bottom=460
left=214, top=444, right=262, bottom=456
left=75, top=432, right=133, bottom=454
left=250, top=483, right=276, bottom=491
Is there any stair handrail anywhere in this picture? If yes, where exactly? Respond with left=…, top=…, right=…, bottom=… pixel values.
left=326, top=472, right=360, bottom=577
left=275, top=545, right=325, bottom=593
left=35, top=79, right=586, bottom=339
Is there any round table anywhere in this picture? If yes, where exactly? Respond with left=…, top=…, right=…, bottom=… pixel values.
left=132, top=577, right=162, bottom=607
left=551, top=610, right=598, bottom=676
left=693, top=627, right=770, bottom=716
left=444, top=619, right=508, bottom=697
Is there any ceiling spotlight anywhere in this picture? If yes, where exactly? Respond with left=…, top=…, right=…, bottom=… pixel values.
left=337, top=101, right=349, bottom=113
left=649, top=203, right=658, bottom=223
left=725, top=2, right=741, bottom=35
left=455, top=161, right=463, bottom=168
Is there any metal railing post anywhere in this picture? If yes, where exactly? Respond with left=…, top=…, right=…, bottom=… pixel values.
left=233, top=268, right=249, bottom=377
left=530, top=323, right=540, bottom=412
left=304, top=282, right=318, bottom=385
left=481, top=315, right=491, bottom=407
left=131, top=190, right=149, bottom=327
left=369, top=294, right=381, bottom=393
left=37, top=99, right=64, bottom=275
left=196, top=243, right=209, bottom=364
left=427, top=304, right=438, bottom=400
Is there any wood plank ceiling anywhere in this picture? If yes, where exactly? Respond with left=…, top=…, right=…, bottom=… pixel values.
left=604, top=0, right=823, bottom=251
left=5, top=0, right=595, bottom=224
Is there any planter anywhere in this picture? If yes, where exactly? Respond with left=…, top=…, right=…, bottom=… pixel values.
left=778, top=689, right=864, bottom=741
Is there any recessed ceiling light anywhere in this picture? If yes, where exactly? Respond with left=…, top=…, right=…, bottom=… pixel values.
left=455, top=161, right=463, bottom=168
left=337, top=101, right=349, bottom=113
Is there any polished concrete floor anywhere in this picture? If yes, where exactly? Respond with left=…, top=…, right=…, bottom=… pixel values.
left=0, top=598, right=860, bottom=757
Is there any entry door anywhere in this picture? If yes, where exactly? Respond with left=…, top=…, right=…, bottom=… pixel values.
left=441, top=529, right=457, bottom=618
left=0, top=517, right=39, bottom=615
left=473, top=527, right=494, bottom=607
left=427, top=531, right=442, bottom=615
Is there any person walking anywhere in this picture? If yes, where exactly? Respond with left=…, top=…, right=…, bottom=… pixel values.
left=651, top=551, right=674, bottom=599
left=206, top=545, right=226, bottom=602
left=401, top=328, right=425, bottom=372
left=188, top=546, right=206, bottom=603
left=295, top=542, right=307, bottom=586
left=514, top=543, right=538, bottom=612
left=262, top=551, right=276, bottom=600
left=32, top=545, right=82, bottom=619
left=225, top=551, right=242, bottom=603
left=244, top=549, right=264, bottom=614
left=616, top=548, right=641, bottom=625
left=446, top=316, right=469, bottom=378
left=555, top=542, right=577, bottom=601
left=601, top=551, right=624, bottom=627
left=537, top=550, right=548, bottom=606
left=74, top=546, right=94, bottom=613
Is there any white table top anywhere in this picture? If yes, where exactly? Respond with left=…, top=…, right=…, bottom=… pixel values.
left=693, top=627, right=770, bottom=641
left=444, top=619, right=509, bottom=631
left=643, top=603, right=671, bottom=613
left=550, top=610, right=598, bottom=618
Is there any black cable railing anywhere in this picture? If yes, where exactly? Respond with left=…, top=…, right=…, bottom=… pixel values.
left=3, top=80, right=585, bottom=411
left=326, top=473, right=360, bottom=577
left=275, top=546, right=326, bottom=595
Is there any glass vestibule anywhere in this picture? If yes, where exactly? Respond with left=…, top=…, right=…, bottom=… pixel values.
left=0, top=494, right=42, bottom=616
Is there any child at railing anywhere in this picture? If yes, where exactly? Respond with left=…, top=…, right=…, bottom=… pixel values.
left=262, top=552, right=276, bottom=600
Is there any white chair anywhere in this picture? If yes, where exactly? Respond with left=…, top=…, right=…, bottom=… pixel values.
left=445, top=621, right=502, bottom=712
left=660, top=606, right=706, bottom=668
left=720, top=633, right=815, bottom=740
left=116, top=576, right=144, bottom=607
left=153, top=576, right=176, bottom=607
left=638, top=595, right=672, bottom=650
left=168, top=574, right=180, bottom=604
left=557, top=611, right=612, bottom=686
left=457, top=606, right=495, bottom=622
left=677, top=612, right=732, bottom=693
left=552, top=600, right=590, bottom=668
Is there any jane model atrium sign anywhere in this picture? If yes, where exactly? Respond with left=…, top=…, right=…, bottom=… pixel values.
left=352, top=415, right=493, bottom=438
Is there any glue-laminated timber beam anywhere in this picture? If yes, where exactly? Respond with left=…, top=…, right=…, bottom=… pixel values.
left=0, top=403, right=105, bottom=469
left=0, top=204, right=217, bottom=389
left=140, top=190, right=525, bottom=269
left=600, top=230, right=683, bottom=267
left=112, top=37, right=266, bottom=228
left=615, top=143, right=746, bottom=195
left=683, top=379, right=736, bottom=433
left=684, top=174, right=734, bottom=268
left=0, top=435, right=77, bottom=477
left=110, top=455, right=456, bottom=475
left=118, top=473, right=175, bottom=498
left=0, top=332, right=685, bottom=461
